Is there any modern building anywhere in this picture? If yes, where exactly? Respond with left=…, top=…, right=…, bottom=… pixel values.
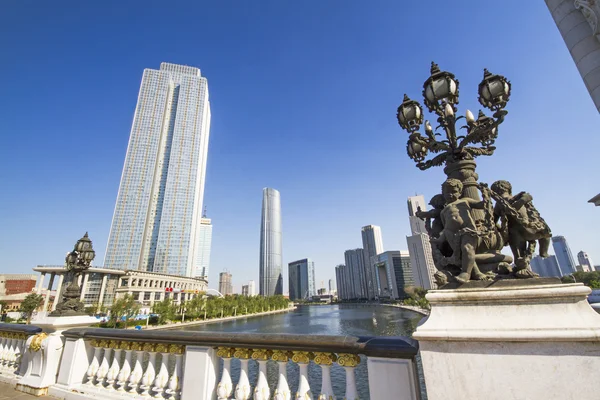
left=259, top=188, right=283, bottom=296
left=0, top=274, right=37, bottom=296
left=578, top=251, right=594, bottom=272
left=545, top=0, right=600, bottom=112
left=407, top=195, right=428, bottom=235
left=241, top=280, right=256, bottom=297
left=406, top=233, right=437, bottom=290
left=33, top=265, right=207, bottom=314
left=373, top=251, right=414, bottom=300
left=344, top=249, right=367, bottom=299
left=288, top=259, right=316, bottom=301
left=335, top=264, right=350, bottom=301
left=361, top=225, right=384, bottom=299
left=328, top=279, right=334, bottom=295
left=194, top=208, right=213, bottom=278
left=530, top=255, right=563, bottom=278
left=552, top=236, right=577, bottom=275
left=104, top=62, right=211, bottom=277
left=218, top=271, right=233, bottom=296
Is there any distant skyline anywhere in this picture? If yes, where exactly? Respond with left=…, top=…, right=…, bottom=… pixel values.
left=1, top=1, right=599, bottom=292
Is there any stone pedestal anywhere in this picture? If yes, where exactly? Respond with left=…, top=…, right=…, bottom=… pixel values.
left=17, top=315, right=97, bottom=396
left=413, top=280, right=600, bottom=400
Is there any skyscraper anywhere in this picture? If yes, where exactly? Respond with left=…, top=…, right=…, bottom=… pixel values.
left=577, top=251, right=594, bottom=272
left=531, top=255, right=563, bottom=278
left=361, top=225, right=384, bottom=299
left=373, top=251, right=413, bottom=299
left=104, top=63, right=211, bottom=277
left=194, top=207, right=212, bottom=278
left=344, top=249, right=367, bottom=299
left=259, top=188, right=283, bottom=296
left=288, top=258, right=316, bottom=301
left=552, top=236, right=576, bottom=275
left=335, top=264, right=350, bottom=300
left=407, top=195, right=428, bottom=235
left=219, top=271, right=233, bottom=295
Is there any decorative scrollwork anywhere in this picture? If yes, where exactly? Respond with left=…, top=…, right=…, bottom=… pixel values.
left=169, top=344, right=184, bottom=354
left=291, top=351, right=313, bottom=364
left=29, top=333, right=48, bottom=352
left=97, top=340, right=108, bottom=348
left=130, top=342, right=144, bottom=351
left=233, top=348, right=251, bottom=359
left=271, top=350, right=291, bottom=362
left=108, top=340, right=120, bottom=349
left=313, top=352, right=337, bottom=366
left=337, top=353, right=361, bottom=367
left=142, top=343, right=155, bottom=352
left=155, top=343, right=168, bottom=353
left=119, top=341, right=131, bottom=350
left=251, top=349, right=272, bottom=361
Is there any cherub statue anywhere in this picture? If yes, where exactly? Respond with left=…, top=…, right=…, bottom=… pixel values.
left=416, top=194, right=445, bottom=238
left=490, top=180, right=552, bottom=278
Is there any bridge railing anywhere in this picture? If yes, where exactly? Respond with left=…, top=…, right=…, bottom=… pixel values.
left=0, top=323, right=43, bottom=383
left=54, top=327, right=421, bottom=400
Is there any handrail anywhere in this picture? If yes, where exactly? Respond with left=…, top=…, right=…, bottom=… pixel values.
left=0, top=323, right=42, bottom=335
left=62, top=328, right=419, bottom=359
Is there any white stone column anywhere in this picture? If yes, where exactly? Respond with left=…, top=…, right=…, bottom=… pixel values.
left=546, top=0, right=600, bottom=111
left=43, top=273, right=55, bottom=312
left=51, top=274, right=65, bottom=311
left=181, top=346, right=218, bottom=400
left=35, top=272, right=46, bottom=295
left=80, top=273, right=90, bottom=301
left=97, top=275, right=108, bottom=309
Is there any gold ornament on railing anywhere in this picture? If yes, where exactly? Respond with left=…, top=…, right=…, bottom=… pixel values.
left=29, top=333, right=48, bottom=352
left=97, top=340, right=109, bottom=348
left=155, top=343, right=169, bottom=353
left=233, top=348, right=251, bottom=359
left=108, top=340, right=120, bottom=349
left=271, top=349, right=291, bottom=362
left=119, top=341, right=131, bottom=350
left=142, top=342, right=155, bottom=352
left=313, top=352, right=338, bottom=366
left=130, top=342, right=144, bottom=351
left=169, top=344, right=184, bottom=354
left=216, top=346, right=235, bottom=358
left=291, top=351, right=313, bottom=364
left=251, top=349, right=273, bottom=361
left=337, top=353, right=361, bottom=367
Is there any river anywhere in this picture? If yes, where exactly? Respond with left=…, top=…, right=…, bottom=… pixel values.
left=178, top=304, right=426, bottom=399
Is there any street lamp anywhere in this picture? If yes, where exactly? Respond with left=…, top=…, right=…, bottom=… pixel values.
left=50, top=233, right=96, bottom=316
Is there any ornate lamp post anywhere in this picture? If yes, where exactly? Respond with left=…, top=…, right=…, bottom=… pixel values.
left=50, top=232, right=95, bottom=316
left=397, top=62, right=511, bottom=219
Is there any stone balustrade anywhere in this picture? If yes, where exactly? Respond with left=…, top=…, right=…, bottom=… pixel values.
left=49, top=327, right=421, bottom=400
left=0, top=323, right=42, bottom=385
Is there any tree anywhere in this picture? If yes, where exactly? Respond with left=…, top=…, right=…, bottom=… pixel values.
left=152, top=298, right=176, bottom=325
left=110, top=294, right=141, bottom=328
left=20, top=294, right=44, bottom=324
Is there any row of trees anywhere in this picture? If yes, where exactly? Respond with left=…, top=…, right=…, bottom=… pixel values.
left=561, top=271, right=600, bottom=289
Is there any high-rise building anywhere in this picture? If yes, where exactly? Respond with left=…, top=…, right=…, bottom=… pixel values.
left=407, top=233, right=437, bottom=290
left=335, top=264, right=350, bottom=300
left=194, top=207, right=212, bottom=278
left=259, top=188, right=283, bottom=296
left=218, top=271, right=233, bottom=295
left=247, top=280, right=256, bottom=296
left=104, top=63, right=211, bottom=277
left=577, top=251, right=594, bottom=272
left=531, top=255, right=563, bottom=278
left=328, top=279, right=333, bottom=295
left=288, top=259, right=316, bottom=300
left=552, top=236, right=576, bottom=275
left=372, top=251, right=413, bottom=299
left=344, top=249, right=367, bottom=299
left=361, top=225, right=384, bottom=299
left=407, top=195, right=428, bottom=235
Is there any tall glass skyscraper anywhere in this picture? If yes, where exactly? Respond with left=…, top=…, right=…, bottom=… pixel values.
left=194, top=207, right=212, bottom=278
left=361, top=225, right=384, bottom=299
left=288, top=258, right=316, bottom=300
left=259, top=188, right=283, bottom=296
left=104, top=63, right=211, bottom=277
left=552, top=236, right=576, bottom=275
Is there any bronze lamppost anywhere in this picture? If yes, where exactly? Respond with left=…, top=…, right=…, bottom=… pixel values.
left=50, top=233, right=95, bottom=316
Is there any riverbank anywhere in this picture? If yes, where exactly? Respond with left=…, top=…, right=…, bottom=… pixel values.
left=384, top=303, right=430, bottom=316
left=145, top=305, right=296, bottom=331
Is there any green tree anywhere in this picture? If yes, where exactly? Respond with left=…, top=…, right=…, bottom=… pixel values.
left=110, top=294, right=141, bottom=328
left=20, top=293, right=44, bottom=324
left=152, top=298, right=176, bottom=325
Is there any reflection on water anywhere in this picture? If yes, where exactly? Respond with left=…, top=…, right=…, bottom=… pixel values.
left=178, top=304, right=425, bottom=399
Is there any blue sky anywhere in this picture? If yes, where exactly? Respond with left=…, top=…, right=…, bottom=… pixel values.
left=1, top=1, right=599, bottom=292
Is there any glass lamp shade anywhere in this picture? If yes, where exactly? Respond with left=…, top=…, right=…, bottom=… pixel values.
left=397, top=95, right=423, bottom=132
left=83, top=250, right=96, bottom=262
left=66, top=252, right=78, bottom=265
left=478, top=69, right=511, bottom=110
left=407, top=135, right=427, bottom=162
left=423, top=63, right=459, bottom=112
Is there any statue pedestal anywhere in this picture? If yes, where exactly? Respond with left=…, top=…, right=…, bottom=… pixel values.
left=17, top=315, right=97, bottom=396
left=413, top=280, right=600, bottom=400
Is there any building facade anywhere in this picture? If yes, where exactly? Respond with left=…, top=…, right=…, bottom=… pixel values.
left=104, top=62, right=211, bottom=277
left=577, top=251, right=594, bottom=272
left=344, top=249, right=367, bottom=299
left=530, top=255, right=563, bottom=278
left=242, top=280, right=256, bottom=296
left=373, top=251, right=413, bottom=300
left=545, top=0, right=600, bottom=112
left=218, top=271, right=233, bottom=296
left=552, top=236, right=576, bottom=275
left=288, top=259, right=316, bottom=301
left=407, top=195, right=428, bottom=235
left=361, top=225, right=384, bottom=299
left=406, top=233, right=437, bottom=290
left=335, top=264, right=349, bottom=301
left=194, top=208, right=213, bottom=278
left=259, top=188, right=283, bottom=296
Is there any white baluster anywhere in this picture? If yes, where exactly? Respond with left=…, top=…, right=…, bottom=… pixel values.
left=152, top=344, right=170, bottom=398
left=140, top=343, right=157, bottom=397
left=3, top=336, right=15, bottom=370
left=166, top=345, right=184, bottom=400
left=252, top=349, right=272, bottom=400
left=338, top=354, right=360, bottom=400
left=0, top=335, right=7, bottom=368
left=5, top=336, right=16, bottom=370
left=12, top=335, right=24, bottom=372
left=85, top=341, right=102, bottom=385
left=272, top=351, right=291, bottom=400
left=216, top=347, right=234, bottom=400
left=314, top=353, right=337, bottom=400
left=105, top=341, right=122, bottom=390
left=234, top=348, right=251, bottom=400
left=127, top=343, right=145, bottom=394
left=116, top=343, right=132, bottom=392
left=292, top=351, right=313, bottom=400
left=95, top=345, right=112, bottom=387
